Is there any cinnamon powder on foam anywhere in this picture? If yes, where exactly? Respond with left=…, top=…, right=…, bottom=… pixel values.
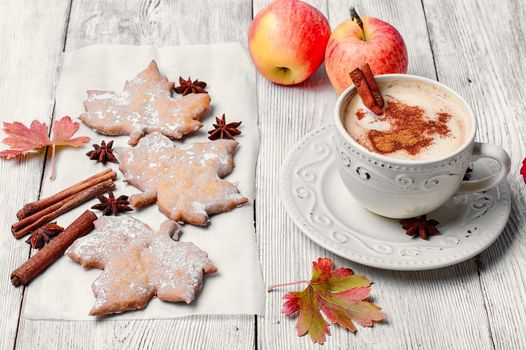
left=364, top=96, right=452, bottom=155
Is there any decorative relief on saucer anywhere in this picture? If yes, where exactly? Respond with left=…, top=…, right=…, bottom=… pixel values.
left=280, top=125, right=511, bottom=271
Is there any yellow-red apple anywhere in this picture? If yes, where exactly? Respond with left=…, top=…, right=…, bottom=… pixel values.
left=248, top=0, right=331, bottom=85
left=325, top=8, right=408, bottom=94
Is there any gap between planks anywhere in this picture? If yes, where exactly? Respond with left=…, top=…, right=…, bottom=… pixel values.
left=13, top=1, right=74, bottom=349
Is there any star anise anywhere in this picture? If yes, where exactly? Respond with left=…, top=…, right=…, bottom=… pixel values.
left=25, top=222, right=64, bottom=249
left=174, top=76, right=207, bottom=96
left=399, top=215, right=440, bottom=240
left=208, top=114, right=242, bottom=140
left=91, top=191, right=133, bottom=216
left=86, top=140, right=118, bottom=164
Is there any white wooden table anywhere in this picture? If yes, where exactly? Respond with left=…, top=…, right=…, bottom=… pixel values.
left=1, top=0, right=525, bottom=349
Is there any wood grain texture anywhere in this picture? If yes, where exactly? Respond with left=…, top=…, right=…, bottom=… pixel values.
left=0, top=1, right=71, bottom=349
left=423, top=0, right=526, bottom=348
left=253, top=0, right=339, bottom=347
left=65, top=0, right=252, bottom=50
left=17, top=316, right=253, bottom=349
left=15, top=1, right=256, bottom=350
left=3, top=0, right=526, bottom=348
left=256, top=0, right=494, bottom=349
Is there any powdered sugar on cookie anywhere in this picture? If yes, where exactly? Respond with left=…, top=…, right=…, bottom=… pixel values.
left=115, top=132, right=248, bottom=226
left=66, top=215, right=217, bottom=316
left=80, top=60, right=211, bottom=145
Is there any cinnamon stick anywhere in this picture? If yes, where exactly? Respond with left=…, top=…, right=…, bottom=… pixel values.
left=11, top=210, right=97, bottom=287
left=360, top=63, right=384, bottom=108
left=350, top=67, right=383, bottom=115
left=12, top=179, right=115, bottom=239
left=16, top=169, right=116, bottom=220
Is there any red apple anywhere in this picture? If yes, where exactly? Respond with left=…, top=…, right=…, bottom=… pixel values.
left=248, top=0, right=331, bottom=85
left=325, top=8, right=408, bottom=94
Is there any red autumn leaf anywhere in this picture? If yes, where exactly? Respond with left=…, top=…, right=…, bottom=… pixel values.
left=50, top=116, right=91, bottom=147
left=0, top=120, right=50, bottom=159
left=0, top=116, right=90, bottom=179
left=521, top=157, right=526, bottom=183
left=276, top=258, right=385, bottom=344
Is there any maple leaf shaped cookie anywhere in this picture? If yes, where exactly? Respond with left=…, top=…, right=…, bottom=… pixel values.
left=79, top=60, right=211, bottom=145
left=114, top=132, right=248, bottom=226
left=66, top=216, right=217, bottom=316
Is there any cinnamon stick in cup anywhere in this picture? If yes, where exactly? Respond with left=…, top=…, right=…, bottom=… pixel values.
left=349, top=63, right=384, bottom=115
left=11, top=210, right=97, bottom=287
left=360, top=63, right=384, bottom=108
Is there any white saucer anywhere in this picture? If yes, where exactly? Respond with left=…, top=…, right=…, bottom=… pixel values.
left=280, top=125, right=511, bottom=271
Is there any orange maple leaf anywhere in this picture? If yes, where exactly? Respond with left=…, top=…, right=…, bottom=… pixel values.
left=0, top=116, right=90, bottom=179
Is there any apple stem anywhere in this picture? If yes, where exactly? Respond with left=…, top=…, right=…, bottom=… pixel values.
left=350, top=6, right=366, bottom=40
left=267, top=280, right=310, bottom=292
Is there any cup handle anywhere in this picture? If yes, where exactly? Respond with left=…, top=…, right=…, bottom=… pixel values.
left=457, top=142, right=511, bottom=193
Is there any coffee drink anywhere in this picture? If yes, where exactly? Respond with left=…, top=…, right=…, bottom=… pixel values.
left=342, top=79, right=470, bottom=160
left=334, top=74, right=511, bottom=219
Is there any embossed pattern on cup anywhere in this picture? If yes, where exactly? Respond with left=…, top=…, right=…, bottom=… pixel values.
left=333, top=74, right=509, bottom=219
left=334, top=129, right=473, bottom=217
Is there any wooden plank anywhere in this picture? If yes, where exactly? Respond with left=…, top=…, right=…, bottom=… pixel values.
left=255, top=0, right=494, bottom=348
left=423, top=0, right=526, bottom=349
left=15, top=1, right=256, bottom=349
left=252, top=1, right=336, bottom=349
left=64, top=0, right=253, bottom=50
left=0, top=1, right=72, bottom=349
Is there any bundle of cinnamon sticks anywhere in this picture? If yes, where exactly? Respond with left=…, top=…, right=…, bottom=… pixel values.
left=11, top=210, right=97, bottom=286
left=10, top=169, right=117, bottom=286
left=349, top=63, right=385, bottom=116
left=13, top=169, right=115, bottom=239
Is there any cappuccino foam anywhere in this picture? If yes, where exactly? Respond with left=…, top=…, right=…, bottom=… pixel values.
left=343, top=79, right=470, bottom=161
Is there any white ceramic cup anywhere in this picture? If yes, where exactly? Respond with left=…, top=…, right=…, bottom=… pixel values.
left=333, top=74, right=511, bottom=219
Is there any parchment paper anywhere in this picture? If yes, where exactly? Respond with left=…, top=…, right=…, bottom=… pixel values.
left=23, top=43, right=265, bottom=320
